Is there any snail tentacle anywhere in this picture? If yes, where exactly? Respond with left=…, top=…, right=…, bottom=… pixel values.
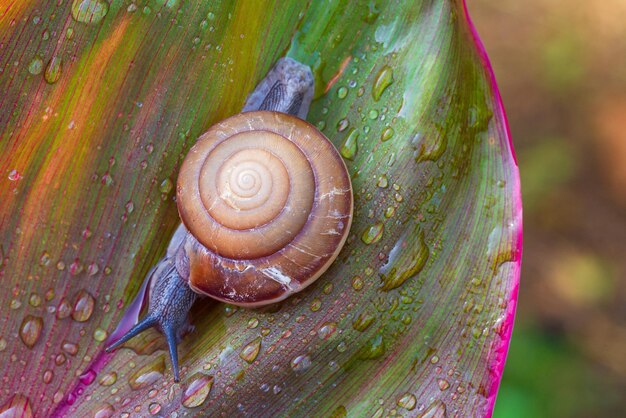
left=105, top=260, right=197, bottom=382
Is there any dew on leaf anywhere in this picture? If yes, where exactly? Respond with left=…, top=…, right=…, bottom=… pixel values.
left=397, top=392, right=417, bottom=410
left=0, top=337, right=6, bottom=351
left=377, top=174, right=389, bottom=188
left=44, top=56, right=62, bottom=84
left=128, top=355, right=165, bottom=390
left=159, top=178, right=173, bottom=194
left=148, top=402, right=161, bottom=415
left=93, top=327, right=108, bottom=341
left=71, top=0, right=109, bottom=24
left=337, top=86, right=348, bottom=99
left=8, top=169, right=21, bottom=181
left=340, top=129, right=359, bottom=160
left=62, top=341, right=78, bottom=356
left=56, top=298, right=72, bottom=319
left=79, top=368, right=97, bottom=385
left=418, top=400, right=447, bottom=418
left=337, top=118, right=349, bottom=132
left=19, top=315, right=43, bottom=348
left=29, top=293, right=42, bottom=307
left=71, top=289, right=95, bottom=322
left=317, top=322, right=337, bottom=340
left=239, top=338, right=261, bottom=363
left=290, top=354, right=312, bottom=372
left=359, top=333, right=385, bottom=359
left=182, top=373, right=213, bottom=408
left=93, top=403, right=115, bottom=418
left=361, top=221, right=384, bottom=244
left=98, top=371, right=117, bottom=386
left=43, top=369, right=54, bottom=384
left=352, top=311, right=375, bottom=331
left=372, top=65, right=393, bottom=101
left=28, top=56, right=43, bottom=75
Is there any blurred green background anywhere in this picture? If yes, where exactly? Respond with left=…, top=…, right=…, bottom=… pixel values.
left=471, top=1, right=626, bottom=417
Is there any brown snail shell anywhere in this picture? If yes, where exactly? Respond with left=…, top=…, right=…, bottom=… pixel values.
left=176, top=110, right=353, bottom=307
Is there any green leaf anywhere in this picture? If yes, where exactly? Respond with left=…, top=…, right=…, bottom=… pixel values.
left=0, top=0, right=521, bottom=416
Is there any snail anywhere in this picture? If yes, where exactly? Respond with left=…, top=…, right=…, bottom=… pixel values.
left=105, top=58, right=353, bottom=381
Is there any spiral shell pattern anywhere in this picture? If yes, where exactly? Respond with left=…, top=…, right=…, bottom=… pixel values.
left=177, top=111, right=352, bottom=306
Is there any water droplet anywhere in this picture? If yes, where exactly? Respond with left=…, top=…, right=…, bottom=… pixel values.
left=79, top=368, right=97, bottom=385
left=8, top=169, right=20, bottom=181
left=87, top=262, right=99, bottom=276
left=377, top=174, right=388, bottom=188
left=359, top=334, right=385, bottom=359
left=397, top=392, right=417, bottom=410
left=247, top=317, right=259, bottom=329
left=56, top=298, right=72, bottom=319
left=66, top=27, right=74, bottom=39
left=372, top=65, right=393, bottom=101
left=239, top=338, right=261, bottom=363
left=10, top=299, right=22, bottom=310
left=69, top=259, right=83, bottom=275
left=43, top=369, right=54, bottom=384
left=351, top=275, right=364, bottom=290
left=418, top=400, right=447, bottom=418
left=55, top=353, right=66, bottom=365
left=71, top=0, right=109, bottom=24
left=207, top=12, right=215, bottom=20
left=28, top=56, right=43, bottom=75
left=381, top=126, right=394, bottom=142
left=148, top=402, right=161, bottom=415
left=99, top=371, right=117, bottom=386
left=29, top=293, right=42, bottom=307
left=128, top=356, right=165, bottom=390
left=317, top=322, right=337, bottom=340
left=101, top=172, right=113, bottom=186
left=44, top=56, right=62, bottom=84
left=0, top=394, right=33, bottom=418
left=39, top=251, right=51, bottom=266
left=41, top=29, right=50, bottom=41
left=368, top=109, right=379, bottom=119
left=93, top=328, right=108, bottom=341
left=0, top=337, right=7, bottom=351
left=94, top=403, right=115, bottom=418
left=337, top=86, right=348, bottom=99
left=182, top=373, right=213, bottom=408
left=19, top=315, right=43, bottom=348
left=361, top=221, right=384, bottom=244
left=310, top=298, right=321, bottom=311
left=62, top=341, right=78, bottom=356
left=290, top=354, right=311, bottom=372
left=352, top=311, right=375, bottom=333
left=438, top=379, right=450, bottom=390
left=71, top=289, right=95, bottom=322
left=337, top=118, right=349, bottom=132
left=340, top=129, right=359, bottom=160
left=159, top=178, right=173, bottom=194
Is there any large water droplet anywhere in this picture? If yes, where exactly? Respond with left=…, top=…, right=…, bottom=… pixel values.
left=340, top=129, right=359, bottom=160
left=418, top=400, right=447, bottom=418
left=381, top=126, right=394, bottom=142
left=99, top=371, right=117, bottom=386
left=128, top=356, right=165, bottom=390
left=359, top=333, right=385, bottom=359
left=0, top=394, right=33, bottom=418
left=397, top=392, right=417, bottom=410
left=71, top=0, right=109, bottom=24
left=44, top=56, right=62, bottom=84
left=182, top=373, right=213, bottom=408
left=19, top=315, right=43, bottom=348
left=352, top=312, right=375, bottom=332
left=290, top=354, right=312, bottom=372
left=372, top=66, right=393, bottom=101
left=79, top=369, right=97, bottom=385
left=159, top=178, right=173, bottom=194
left=361, top=222, right=384, bottom=244
left=239, top=338, right=261, bottom=363
left=317, top=322, right=337, bottom=340
left=93, top=403, right=115, bottom=418
left=71, top=289, right=95, bottom=322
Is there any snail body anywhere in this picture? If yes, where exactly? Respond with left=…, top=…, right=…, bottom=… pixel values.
left=106, top=58, right=353, bottom=381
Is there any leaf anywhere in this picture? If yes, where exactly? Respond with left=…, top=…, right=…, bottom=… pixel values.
left=0, top=0, right=521, bottom=416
